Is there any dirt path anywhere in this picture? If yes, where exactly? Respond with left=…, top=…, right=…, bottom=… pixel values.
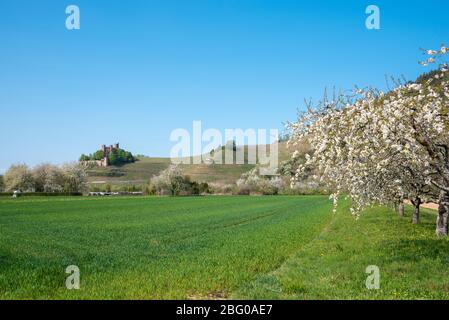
left=405, top=200, right=438, bottom=210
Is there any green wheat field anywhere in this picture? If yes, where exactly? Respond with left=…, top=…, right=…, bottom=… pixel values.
left=0, top=195, right=448, bottom=299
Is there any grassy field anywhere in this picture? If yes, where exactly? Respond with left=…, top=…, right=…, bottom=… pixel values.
left=236, top=204, right=449, bottom=299
left=0, top=195, right=332, bottom=299
left=1, top=195, right=448, bottom=300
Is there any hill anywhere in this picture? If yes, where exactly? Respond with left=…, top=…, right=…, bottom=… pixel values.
left=86, top=141, right=293, bottom=186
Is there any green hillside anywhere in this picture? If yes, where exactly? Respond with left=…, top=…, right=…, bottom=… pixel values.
left=86, top=142, right=292, bottom=186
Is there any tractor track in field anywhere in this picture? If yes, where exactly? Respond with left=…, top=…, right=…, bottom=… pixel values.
left=163, top=207, right=289, bottom=245
left=231, top=207, right=339, bottom=298
left=160, top=199, right=326, bottom=246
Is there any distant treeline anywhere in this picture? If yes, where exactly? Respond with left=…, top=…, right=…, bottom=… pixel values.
left=0, top=163, right=87, bottom=193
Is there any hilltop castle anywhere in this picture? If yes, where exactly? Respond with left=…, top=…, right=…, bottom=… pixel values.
left=81, top=143, right=120, bottom=167
left=97, top=143, right=119, bottom=167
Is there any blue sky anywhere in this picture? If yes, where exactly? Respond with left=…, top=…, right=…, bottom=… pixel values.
left=0, top=0, right=448, bottom=172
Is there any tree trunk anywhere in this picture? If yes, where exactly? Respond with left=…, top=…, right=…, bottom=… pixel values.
left=398, top=202, right=405, bottom=217
left=436, top=191, right=449, bottom=237
left=412, top=205, right=420, bottom=224
left=411, top=198, right=421, bottom=224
